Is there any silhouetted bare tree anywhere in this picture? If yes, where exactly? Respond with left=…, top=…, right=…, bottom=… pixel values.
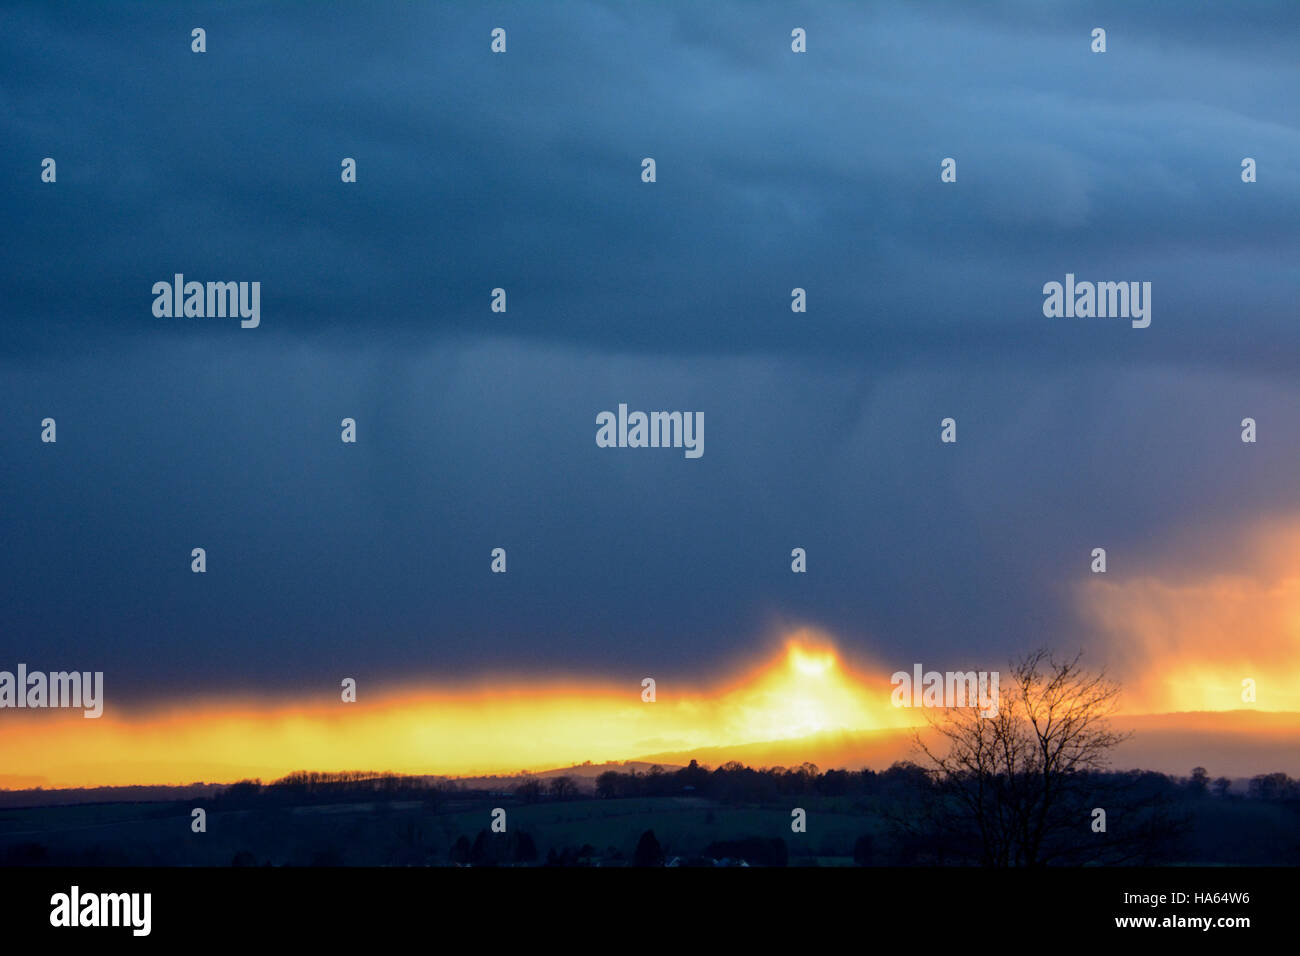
left=906, top=649, right=1181, bottom=865
left=1187, top=767, right=1210, bottom=797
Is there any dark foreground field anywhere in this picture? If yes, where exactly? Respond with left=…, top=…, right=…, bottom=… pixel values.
left=2, top=764, right=1298, bottom=867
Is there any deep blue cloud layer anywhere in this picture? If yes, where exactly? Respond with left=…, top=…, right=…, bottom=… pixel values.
left=1, top=2, right=1296, bottom=702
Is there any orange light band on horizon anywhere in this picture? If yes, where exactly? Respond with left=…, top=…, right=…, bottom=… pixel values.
left=3, top=607, right=1296, bottom=791
left=0, top=634, right=918, bottom=789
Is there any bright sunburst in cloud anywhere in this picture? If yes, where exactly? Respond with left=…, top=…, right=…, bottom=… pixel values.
left=0, top=628, right=917, bottom=789
left=712, top=638, right=900, bottom=743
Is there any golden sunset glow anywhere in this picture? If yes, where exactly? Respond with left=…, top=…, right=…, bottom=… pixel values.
left=6, top=592, right=1300, bottom=792
left=717, top=641, right=903, bottom=743
left=1081, top=517, right=1300, bottom=714
left=0, top=629, right=917, bottom=789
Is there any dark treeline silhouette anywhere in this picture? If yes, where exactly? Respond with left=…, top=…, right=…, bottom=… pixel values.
left=1244, top=771, right=1300, bottom=800
left=513, top=774, right=580, bottom=803
left=590, top=759, right=1300, bottom=807
left=0, top=782, right=223, bottom=810
left=595, top=760, right=868, bottom=801
left=211, top=771, right=452, bottom=809
left=209, top=770, right=590, bottom=809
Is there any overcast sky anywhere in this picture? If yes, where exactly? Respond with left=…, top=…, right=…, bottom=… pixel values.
left=2, top=0, right=1298, bottom=705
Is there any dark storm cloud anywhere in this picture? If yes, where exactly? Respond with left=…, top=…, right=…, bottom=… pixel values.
left=7, top=339, right=1300, bottom=702
left=2, top=0, right=1296, bottom=365
left=1, top=2, right=1297, bottom=704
